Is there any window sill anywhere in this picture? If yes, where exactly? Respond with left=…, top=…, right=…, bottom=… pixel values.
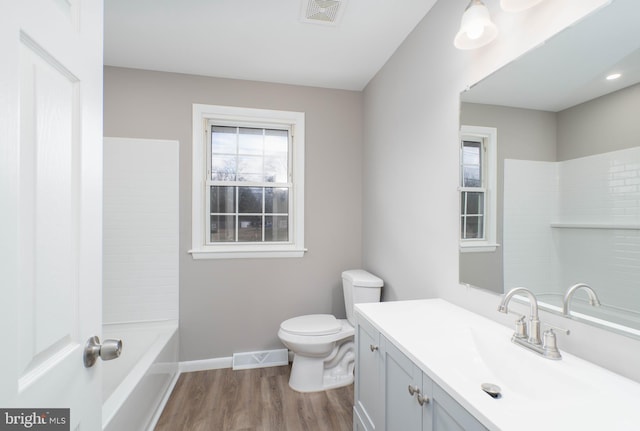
left=459, top=243, right=500, bottom=253
left=189, top=247, right=307, bottom=260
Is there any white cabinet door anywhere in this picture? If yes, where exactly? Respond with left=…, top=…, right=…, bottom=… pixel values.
left=354, top=317, right=384, bottom=430
left=430, top=384, right=488, bottom=431
left=0, top=1, right=103, bottom=429
left=383, top=338, right=422, bottom=431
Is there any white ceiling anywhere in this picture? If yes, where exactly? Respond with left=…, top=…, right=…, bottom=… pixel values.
left=462, top=0, right=640, bottom=112
left=104, top=0, right=439, bottom=91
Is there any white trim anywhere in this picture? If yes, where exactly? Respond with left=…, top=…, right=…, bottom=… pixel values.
left=191, top=104, right=305, bottom=259
left=459, top=125, right=498, bottom=252
left=145, top=371, right=181, bottom=431
left=459, top=243, right=500, bottom=253
left=550, top=222, right=640, bottom=230
left=190, top=248, right=307, bottom=260
left=179, top=356, right=233, bottom=373
left=178, top=352, right=293, bottom=374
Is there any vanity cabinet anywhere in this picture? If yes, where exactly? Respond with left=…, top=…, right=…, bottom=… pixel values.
left=354, top=316, right=384, bottom=430
left=383, top=340, right=487, bottom=431
left=354, top=315, right=488, bottom=431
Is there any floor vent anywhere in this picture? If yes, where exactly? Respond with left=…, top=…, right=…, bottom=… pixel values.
left=300, top=0, right=346, bottom=26
left=232, top=349, right=289, bottom=370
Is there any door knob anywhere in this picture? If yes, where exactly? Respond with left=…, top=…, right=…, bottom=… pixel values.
left=83, top=336, right=123, bottom=368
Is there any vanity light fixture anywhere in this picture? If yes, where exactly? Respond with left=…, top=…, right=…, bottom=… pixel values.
left=454, top=0, right=498, bottom=50
left=500, top=0, right=545, bottom=13
left=606, top=73, right=622, bottom=80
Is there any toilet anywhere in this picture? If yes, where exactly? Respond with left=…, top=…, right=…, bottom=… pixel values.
left=278, top=269, right=383, bottom=392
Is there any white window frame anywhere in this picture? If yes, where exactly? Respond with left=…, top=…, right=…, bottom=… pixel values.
left=459, top=125, right=499, bottom=253
left=190, top=104, right=306, bottom=259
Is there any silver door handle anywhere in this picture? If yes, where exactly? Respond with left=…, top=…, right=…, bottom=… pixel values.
left=369, top=344, right=379, bottom=352
left=417, top=393, right=430, bottom=406
left=83, top=336, right=123, bottom=368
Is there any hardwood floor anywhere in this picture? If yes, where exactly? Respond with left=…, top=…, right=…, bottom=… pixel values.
left=155, top=365, right=354, bottom=431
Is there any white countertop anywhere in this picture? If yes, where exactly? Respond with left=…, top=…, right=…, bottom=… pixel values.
left=355, top=299, right=640, bottom=431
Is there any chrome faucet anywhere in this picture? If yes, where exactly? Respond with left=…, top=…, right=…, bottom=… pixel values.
left=562, top=283, right=601, bottom=315
left=498, top=287, right=569, bottom=360
left=498, top=287, right=541, bottom=345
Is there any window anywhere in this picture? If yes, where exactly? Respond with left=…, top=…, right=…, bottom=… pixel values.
left=459, top=125, right=498, bottom=253
left=191, top=104, right=305, bottom=259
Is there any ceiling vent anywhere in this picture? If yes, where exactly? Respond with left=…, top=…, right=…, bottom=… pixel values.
left=300, top=0, right=346, bottom=26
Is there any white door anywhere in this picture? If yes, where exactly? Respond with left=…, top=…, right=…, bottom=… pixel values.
left=0, top=1, right=104, bottom=429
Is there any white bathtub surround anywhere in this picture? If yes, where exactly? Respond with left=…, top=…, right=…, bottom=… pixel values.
left=102, top=320, right=179, bottom=431
left=102, top=137, right=180, bottom=431
left=504, top=148, right=640, bottom=330
left=356, top=299, right=640, bottom=430
left=103, top=137, right=180, bottom=324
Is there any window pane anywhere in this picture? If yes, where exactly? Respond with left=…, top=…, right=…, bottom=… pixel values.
left=238, top=216, right=262, bottom=241
left=210, top=186, right=235, bottom=214
left=265, top=129, right=288, bottom=156
left=212, top=126, right=237, bottom=154
left=238, top=187, right=263, bottom=213
left=237, top=155, right=263, bottom=182
left=463, top=215, right=484, bottom=239
left=238, top=127, right=263, bottom=155
left=462, top=166, right=481, bottom=187
left=210, top=215, right=235, bottom=242
left=211, top=155, right=236, bottom=181
left=465, top=191, right=484, bottom=215
left=462, top=140, right=480, bottom=165
left=265, top=188, right=288, bottom=213
left=265, top=216, right=288, bottom=241
left=461, top=140, right=482, bottom=187
left=264, top=156, right=287, bottom=182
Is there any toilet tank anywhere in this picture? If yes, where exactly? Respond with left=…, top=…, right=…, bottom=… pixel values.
left=342, top=270, right=383, bottom=326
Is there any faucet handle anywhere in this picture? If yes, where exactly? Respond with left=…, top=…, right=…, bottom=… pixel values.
left=541, top=323, right=570, bottom=360
left=514, top=315, right=527, bottom=339
left=542, top=322, right=570, bottom=336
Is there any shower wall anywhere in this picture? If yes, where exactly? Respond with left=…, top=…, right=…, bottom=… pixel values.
left=103, top=137, right=179, bottom=323
left=504, top=147, right=640, bottom=329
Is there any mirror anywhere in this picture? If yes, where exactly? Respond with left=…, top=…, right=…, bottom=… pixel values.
left=459, top=0, right=640, bottom=337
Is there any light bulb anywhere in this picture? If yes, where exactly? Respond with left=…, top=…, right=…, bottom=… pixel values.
left=466, top=23, right=484, bottom=40
left=454, top=0, right=498, bottom=50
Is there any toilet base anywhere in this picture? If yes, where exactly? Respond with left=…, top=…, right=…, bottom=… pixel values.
left=288, top=339, right=355, bottom=393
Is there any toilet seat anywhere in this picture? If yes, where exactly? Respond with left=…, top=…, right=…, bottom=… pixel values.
left=280, top=314, right=342, bottom=336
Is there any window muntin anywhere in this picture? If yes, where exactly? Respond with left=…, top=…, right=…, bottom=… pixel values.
left=460, top=138, right=486, bottom=240
left=190, top=104, right=305, bottom=259
left=207, top=124, right=291, bottom=244
left=459, top=125, right=498, bottom=253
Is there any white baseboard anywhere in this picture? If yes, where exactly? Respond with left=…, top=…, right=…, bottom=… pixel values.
left=179, top=356, right=233, bottom=373
left=179, top=351, right=292, bottom=374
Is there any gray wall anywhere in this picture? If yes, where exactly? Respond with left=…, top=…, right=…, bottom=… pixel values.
left=363, top=0, right=640, bottom=383
left=104, top=67, right=363, bottom=360
left=558, top=82, right=640, bottom=160
left=459, top=103, right=557, bottom=293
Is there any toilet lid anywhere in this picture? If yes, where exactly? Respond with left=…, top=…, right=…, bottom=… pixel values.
left=280, top=314, right=342, bottom=336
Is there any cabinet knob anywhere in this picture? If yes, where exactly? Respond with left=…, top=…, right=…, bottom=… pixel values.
left=417, top=394, right=430, bottom=406
left=408, top=384, right=420, bottom=396
left=369, top=344, right=379, bottom=352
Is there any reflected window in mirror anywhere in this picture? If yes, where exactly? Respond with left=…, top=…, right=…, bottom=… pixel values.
left=459, top=125, right=498, bottom=253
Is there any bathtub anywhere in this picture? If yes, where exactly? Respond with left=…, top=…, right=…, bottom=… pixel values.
left=102, top=320, right=179, bottom=431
